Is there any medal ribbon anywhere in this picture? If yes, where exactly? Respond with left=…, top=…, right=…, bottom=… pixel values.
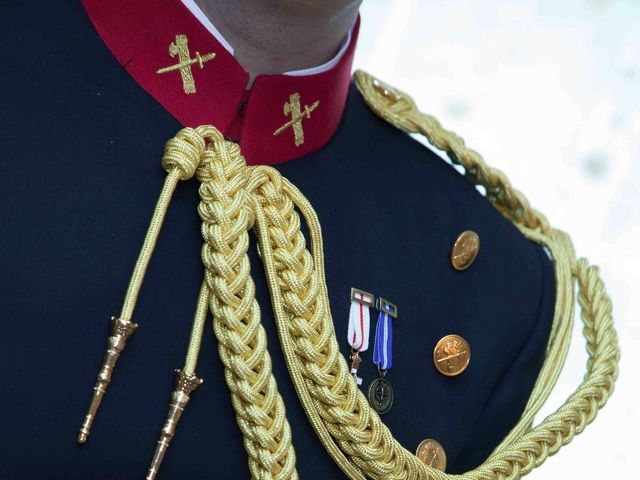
left=347, top=291, right=371, bottom=352
left=373, top=309, right=393, bottom=370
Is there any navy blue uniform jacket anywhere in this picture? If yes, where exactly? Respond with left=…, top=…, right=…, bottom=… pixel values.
left=0, top=1, right=555, bottom=478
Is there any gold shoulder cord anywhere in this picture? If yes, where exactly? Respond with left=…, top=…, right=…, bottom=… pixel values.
left=77, top=70, right=620, bottom=480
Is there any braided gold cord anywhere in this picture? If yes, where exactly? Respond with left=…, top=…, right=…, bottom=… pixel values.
left=181, top=127, right=298, bottom=479
left=141, top=71, right=618, bottom=479
left=251, top=171, right=423, bottom=479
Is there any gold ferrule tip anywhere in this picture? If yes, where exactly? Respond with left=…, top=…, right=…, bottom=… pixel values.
left=146, top=444, right=167, bottom=480
left=78, top=412, right=95, bottom=444
left=146, top=369, right=202, bottom=478
left=77, top=316, right=138, bottom=443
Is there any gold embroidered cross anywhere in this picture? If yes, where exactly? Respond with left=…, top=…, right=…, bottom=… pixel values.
left=156, top=34, right=216, bottom=95
left=273, top=93, right=319, bottom=147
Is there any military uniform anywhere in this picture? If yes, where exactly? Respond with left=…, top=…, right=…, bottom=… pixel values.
left=0, top=1, right=616, bottom=479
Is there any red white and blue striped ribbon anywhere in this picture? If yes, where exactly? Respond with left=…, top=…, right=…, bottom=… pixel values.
left=348, top=291, right=371, bottom=352
left=373, top=309, right=393, bottom=370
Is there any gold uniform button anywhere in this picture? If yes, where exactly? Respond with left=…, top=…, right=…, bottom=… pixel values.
left=433, top=334, right=471, bottom=376
left=372, top=78, right=401, bottom=102
left=451, top=230, right=480, bottom=270
left=416, top=438, right=447, bottom=471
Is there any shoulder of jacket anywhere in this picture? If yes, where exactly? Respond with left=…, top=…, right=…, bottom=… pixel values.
left=353, top=69, right=424, bottom=134
left=354, top=69, right=550, bottom=233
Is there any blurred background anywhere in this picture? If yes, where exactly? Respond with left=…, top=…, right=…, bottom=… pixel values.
left=355, top=0, right=638, bottom=477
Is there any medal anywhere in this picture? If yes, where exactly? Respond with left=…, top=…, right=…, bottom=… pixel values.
left=347, top=288, right=374, bottom=386
left=368, top=297, right=397, bottom=414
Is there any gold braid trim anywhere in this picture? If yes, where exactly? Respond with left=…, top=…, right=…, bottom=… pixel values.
left=115, top=71, right=618, bottom=478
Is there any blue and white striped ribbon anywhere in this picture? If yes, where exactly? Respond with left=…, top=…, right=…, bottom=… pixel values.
left=373, top=310, right=393, bottom=370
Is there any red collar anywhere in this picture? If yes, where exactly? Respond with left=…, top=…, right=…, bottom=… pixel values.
left=81, top=0, right=359, bottom=166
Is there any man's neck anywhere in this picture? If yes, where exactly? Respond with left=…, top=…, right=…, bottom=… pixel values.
left=193, top=0, right=360, bottom=79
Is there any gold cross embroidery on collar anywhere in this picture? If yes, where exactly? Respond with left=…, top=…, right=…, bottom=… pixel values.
left=156, top=34, right=216, bottom=95
left=273, top=93, right=320, bottom=147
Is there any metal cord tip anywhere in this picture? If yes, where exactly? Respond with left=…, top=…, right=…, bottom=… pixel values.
left=77, top=316, right=138, bottom=443
left=146, top=466, right=159, bottom=480
left=146, top=370, right=202, bottom=479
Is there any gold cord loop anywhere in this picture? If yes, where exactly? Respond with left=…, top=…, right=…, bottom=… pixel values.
left=82, top=70, right=619, bottom=480
left=161, top=126, right=207, bottom=180
left=147, top=113, right=618, bottom=479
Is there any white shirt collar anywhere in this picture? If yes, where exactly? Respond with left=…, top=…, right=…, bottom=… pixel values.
left=181, top=0, right=353, bottom=77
